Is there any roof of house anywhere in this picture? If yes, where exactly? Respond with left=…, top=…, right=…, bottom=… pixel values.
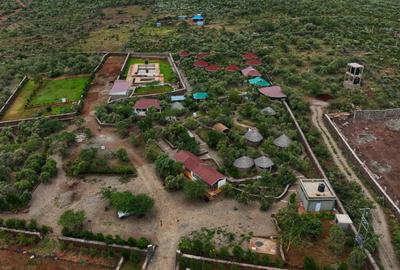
left=348, top=62, right=363, bottom=68
left=171, top=102, right=185, bottom=110
left=261, top=107, right=277, bottom=116
left=233, top=156, right=254, bottom=169
left=196, top=52, right=209, bottom=59
left=134, top=98, right=161, bottom=110
left=193, top=92, right=209, bottom=100
left=225, top=64, right=241, bottom=72
left=246, top=59, right=262, bottom=66
left=244, top=129, right=263, bottom=143
left=192, top=14, right=204, bottom=20
left=206, top=64, right=221, bottom=72
left=254, top=156, right=274, bottom=169
left=241, top=66, right=261, bottom=77
left=171, top=95, right=186, bottom=102
left=179, top=51, right=191, bottom=58
left=248, top=77, right=271, bottom=87
left=174, top=150, right=225, bottom=186
left=242, top=52, right=258, bottom=60
left=109, top=80, right=130, bottom=96
left=258, top=86, right=287, bottom=99
left=194, top=60, right=209, bottom=68
left=273, top=134, right=291, bottom=148
left=213, top=123, right=229, bottom=133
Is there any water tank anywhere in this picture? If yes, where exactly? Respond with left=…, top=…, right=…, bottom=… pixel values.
left=318, top=183, right=325, bottom=192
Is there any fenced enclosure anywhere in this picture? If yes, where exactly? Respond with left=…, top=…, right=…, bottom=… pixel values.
left=353, top=108, right=400, bottom=120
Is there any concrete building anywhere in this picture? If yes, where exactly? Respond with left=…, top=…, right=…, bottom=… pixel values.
left=344, top=62, right=364, bottom=89
left=299, top=179, right=336, bottom=212
left=109, top=80, right=131, bottom=99
left=335, top=214, right=353, bottom=230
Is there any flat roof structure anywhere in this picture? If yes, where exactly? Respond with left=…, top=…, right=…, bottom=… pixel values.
left=109, top=80, right=130, bottom=96
left=300, top=179, right=335, bottom=199
left=259, top=86, right=287, bottom=99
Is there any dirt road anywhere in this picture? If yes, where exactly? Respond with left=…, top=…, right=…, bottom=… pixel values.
left=310, top=100, right=399, bottom=270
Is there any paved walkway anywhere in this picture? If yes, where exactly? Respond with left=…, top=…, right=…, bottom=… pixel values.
left=310, top=100, right=399, bottom=270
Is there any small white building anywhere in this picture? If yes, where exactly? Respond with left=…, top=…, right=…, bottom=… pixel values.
left=335, top=214, right=353, bottom=230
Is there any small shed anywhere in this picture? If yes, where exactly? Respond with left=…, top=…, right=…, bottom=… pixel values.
left=254, top=156, right=274, bottom=171
left=335, top=214, right=353, bottom=230
left=171, top=102, right=185, bottom=110
left=249, top=77, right=271, bottom=87
left=192, top=14, right=205, bottom=26
left=241, top=66, right=261, bottom=77
left=233, top=156, right=254, bottom=171
left=171, top=95, right=186, bottom=102
left=213, top=123, right=229, bottom=133
left=273, top=134, right=291, bottom=148
left=193, top=92, right=209, bottom=101
left=244, top=129, right=263, bottom=145
left=109, top=80, right=131, bottom=98
left=261, top=107, right=277, bottom=116
left=299, top=179, right=336, bottom=212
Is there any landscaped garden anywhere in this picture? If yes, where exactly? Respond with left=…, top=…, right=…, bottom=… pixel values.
left=2, top=75, right=91, bottom=121
left=121, top=57, right=177, bottom=83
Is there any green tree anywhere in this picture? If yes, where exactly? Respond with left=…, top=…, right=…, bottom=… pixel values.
left=58, top=209, right=86, bottom=231
left=116, top=148, right=129, bottom=162
left=110, top=191, right=154, bottom=217
left=183, top=180, right=207, bottom=200
left=165, top=174, right=186, bottom=191
left=155, top=154, right=182, bottom=179
left=303, top=256, right=318, bottom=270
left=328, top=225, right=346, bottom=255
left=347, top=248, right=366, bottom=270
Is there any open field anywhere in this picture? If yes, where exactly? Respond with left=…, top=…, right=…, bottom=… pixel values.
left=334, top=117, right=400, bottom=204
left=1, top=75, right=90, bottom=121
left=121, top=58, right=176, bottom=82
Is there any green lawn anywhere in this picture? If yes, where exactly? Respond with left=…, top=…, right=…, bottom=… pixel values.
left=122, top=58, right=176, bottom=83
left=30, top=76, right=90, bottom=106
left=134, top=84, right=173, bottom=95
left=1, top=76, right=89, bottom=121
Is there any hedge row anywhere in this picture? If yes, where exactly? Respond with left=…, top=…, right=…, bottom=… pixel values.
left=62, top=228, right=150, bottom=249
left=0, top=218, right=52, bottom=235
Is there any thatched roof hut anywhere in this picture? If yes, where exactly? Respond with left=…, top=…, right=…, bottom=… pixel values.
left=233, top=156, right=254, bottom=171
left=261, top=107, right=277, bottom=116
left=254, top=156, right=274, bottom=170
left=213, top=123, right=229, bottom=133
left=244, top=129, right=263, bottom=144
left=273, top=134, right=292, bottom=148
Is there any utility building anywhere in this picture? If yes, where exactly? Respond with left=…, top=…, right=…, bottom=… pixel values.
left=299, top=179, right=336, bottom=212
left=343, top=63, right=364, bottom=89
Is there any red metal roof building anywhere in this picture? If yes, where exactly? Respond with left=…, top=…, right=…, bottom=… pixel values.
left=258, top=86, right=287, bottom=99
left=196, top=52, right=210, bottom=59
left=225, top=64, right=240, bottom=72
left=133, top=98, right=161, bottom=115
left=241, top=66, right=262, bottom=77
left=174, top=150, right=226, bottom=195
left=242, top=52, right=258, bottom=60
left=193, top=60, right=209, bottom=68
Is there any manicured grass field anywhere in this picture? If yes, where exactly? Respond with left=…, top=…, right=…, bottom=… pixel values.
left=30, top=76, right=90, bottom=106
left=1, top=75, right=89, bottom=121
left=122, top=58, right=176, bottom=83
left=134, top=84, right=173, bottom=95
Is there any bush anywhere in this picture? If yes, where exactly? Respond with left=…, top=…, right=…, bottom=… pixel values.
left=137, top=237, right=150, bottom=249
left=116, top=148, right=129, bottom=163
left=303, top=256, right=318, bottom=270
left=58, top=209, right=86, bottom=231
left=348, top=248, right=366, bottom=270
left=183, top=180, right=207, bottom=201
left=164, top=174, right=185, bottom=191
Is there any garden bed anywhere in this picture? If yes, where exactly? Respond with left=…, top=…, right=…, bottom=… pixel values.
left=121, top=57, right=176, bottom=83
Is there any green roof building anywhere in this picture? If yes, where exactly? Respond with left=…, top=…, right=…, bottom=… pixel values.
left=193, top=92, right=209, bottom=100
left=248, top=77, right=271, bottom=87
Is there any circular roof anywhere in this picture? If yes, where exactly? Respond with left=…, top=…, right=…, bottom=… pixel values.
left=233, top=156, right=254, bottom=169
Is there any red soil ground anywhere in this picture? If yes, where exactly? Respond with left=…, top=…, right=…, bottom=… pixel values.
left=335, top=117, right=400, bottom=203
left=0, top=250, right=112, bottom=270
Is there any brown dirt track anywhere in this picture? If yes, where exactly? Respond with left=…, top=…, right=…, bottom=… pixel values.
left=335, top=117, right=400, bottom=203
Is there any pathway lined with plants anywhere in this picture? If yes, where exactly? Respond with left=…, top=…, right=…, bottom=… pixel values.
left=310, top=100, right=399, bottom=270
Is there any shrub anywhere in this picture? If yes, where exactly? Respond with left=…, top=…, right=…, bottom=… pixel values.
left=116, top=148, right=129, bottom=163
left=183, top=180, right=207, bottom=201
left=137, top=237, right=150, bottom=249
left=328, top=225, right=346, bottom=255
left=127, top=237, right=136, bottom=247
left=303, top=256, right=318, bottom=270
left=348, top=248, right=366, bottom=270
left=164, top=174, right=185, bottom=191
left=58, top=209, right=86, bottom=231
left=27, top=219, right=38, bottom=231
